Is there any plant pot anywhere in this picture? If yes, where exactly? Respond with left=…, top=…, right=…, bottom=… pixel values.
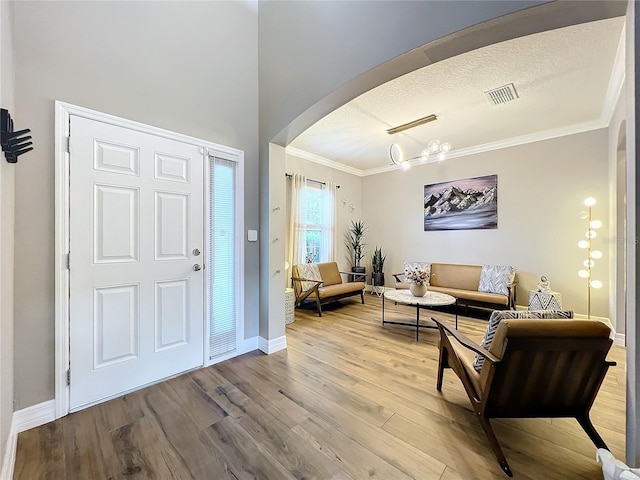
left=372, top=272, right=385, bottom=286
left=351, top=266, right=366, bottom=283
left=410, top=282, right=427, bottom=297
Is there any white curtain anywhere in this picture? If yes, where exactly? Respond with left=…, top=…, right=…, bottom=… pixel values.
left=287, top=174, right=306, bottom=286
left=322, top=181, right=338, bottom=262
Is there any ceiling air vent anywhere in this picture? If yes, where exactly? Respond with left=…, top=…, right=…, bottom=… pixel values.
left=484, top=83, right=519, bottom=106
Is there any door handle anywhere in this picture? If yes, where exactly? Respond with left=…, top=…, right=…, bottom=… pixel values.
left=193, top=264, right=201, bottom=271
left=192, top=248, right=201, bottom=256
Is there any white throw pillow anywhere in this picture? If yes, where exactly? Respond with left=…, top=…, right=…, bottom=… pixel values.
left=478, top=264, right=515, bottom=296
left=473, top=309, right=574, bottom=372
left=297, top=263, right=322, bottom=291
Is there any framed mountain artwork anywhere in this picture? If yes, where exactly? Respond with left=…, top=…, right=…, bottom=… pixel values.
left=423, top=174, right=498, bottom=231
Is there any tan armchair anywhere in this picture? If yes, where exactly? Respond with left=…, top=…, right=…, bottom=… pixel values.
left=432, top=315, right=616, bottom=477
left=291, top=262, right=365, bottom=316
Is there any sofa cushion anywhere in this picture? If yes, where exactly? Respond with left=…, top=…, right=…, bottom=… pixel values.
left=473, top=309, right=574, bottom=372
left=427, top=286, right=509, bottom=306
left=311, top=282, right=365, bottom=299
left=478, top=264, right=515, bottom=296
left=317, top=262, right=343, bottom=286
left=430, top=263, right=481, bottom=291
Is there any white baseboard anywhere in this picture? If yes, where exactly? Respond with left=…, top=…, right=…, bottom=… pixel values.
left=0, top=399, right=56, bottom=480
left=258, top=335, right=287, bottom=354
left=1, top=422, right=16, bottom=480
left=614, top=332, right=625, bottom=347
left=14, top=399, right=56, bottom=434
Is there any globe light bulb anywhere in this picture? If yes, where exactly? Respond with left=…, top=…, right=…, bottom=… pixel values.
left=428, top=139, right=441, bottom=153
left=440, top=142, right=452, bottom=153
left=437, top=151, right=446, bottom=162
left=420, top=149, right=429, bottom=163
left=578, top=269, right=590, bottom=278
left=578, top=240, right=589, bottom=249
left=578, top=211, right=589, bottom=220
left=585, top=230, right=597, bottom=239
left=401, top=161, right=411, bottom=171
left=583, top=259, right=595, bottom=268
left=590, top=250, right=603, bottom=259
left=590, top=220, right=602, bottom=229
left=590, top=280, right=603, bottom=289
left=584, top=197, right=596, bottom=207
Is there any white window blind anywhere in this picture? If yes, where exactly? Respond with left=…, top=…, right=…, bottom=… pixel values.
left=209, top=157, right=237, bottom=359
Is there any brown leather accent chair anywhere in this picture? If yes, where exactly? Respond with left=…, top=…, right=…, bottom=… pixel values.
left=432, top=317, right=616, bottom=477
left=291, top=262, right=365, bottom=316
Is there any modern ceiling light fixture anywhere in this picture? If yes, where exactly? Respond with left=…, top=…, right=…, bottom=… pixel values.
left=389, top=140, right=452, bottom=169
left=386, top=114, right=438, bottom=135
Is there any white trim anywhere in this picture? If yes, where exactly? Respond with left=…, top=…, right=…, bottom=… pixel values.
left=602, top=23, right=626, bottom=126
left=204, top=150, right=246, bottom=368
left=615, top=332, right=626, bottom=347
left=13, top=400, right=56, bottom=434
left=285, top=146, right=365, bottom=177
left=1, top=420, right=16, bottom=480
left=288, top=119, right=610, bottom=178
left=55, top=101, right=245, bottom=419
left=241, top=336, right=259, bottom=354
left=258, top=335, right=287, bottom=354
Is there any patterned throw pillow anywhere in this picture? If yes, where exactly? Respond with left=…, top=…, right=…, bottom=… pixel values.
left=402, top=262, right=431, bottom=285
left=297, top=263, right=323, bottom=291
left=472, top=309, right=574, bottom=371
left=478, top=264, right=516, bottom=296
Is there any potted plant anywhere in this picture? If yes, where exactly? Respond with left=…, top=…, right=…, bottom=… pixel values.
left=371, top=246, right=386, bottom=287
left=345, top=219, right=367, bottom=281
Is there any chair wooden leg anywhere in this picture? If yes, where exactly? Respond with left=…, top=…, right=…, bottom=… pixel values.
left=577, top=413, right=608, bottom=449
left=360, top=291, right=365, bottom=304
left=477, top=415, right=513, bottom=477
left=436, top=346, right=447, bottom=391
left=316, top=298, right=322, bottom=317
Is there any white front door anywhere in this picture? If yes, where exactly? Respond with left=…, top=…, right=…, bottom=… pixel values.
left=69, top=115, right=204, bottom=410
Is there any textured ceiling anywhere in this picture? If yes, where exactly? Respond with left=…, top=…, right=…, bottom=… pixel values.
left=288, top=17, right=625, bottom=173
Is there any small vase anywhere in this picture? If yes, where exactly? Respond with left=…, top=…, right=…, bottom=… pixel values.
left=410, top=282, right=427, bottom=297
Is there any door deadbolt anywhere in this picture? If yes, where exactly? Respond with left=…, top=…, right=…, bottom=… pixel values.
left=193, top=264, right=202, bottom=271
left=193, top=248, right=201, bottom=256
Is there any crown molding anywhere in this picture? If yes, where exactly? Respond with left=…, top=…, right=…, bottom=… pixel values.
left=288, top=118, right=609, bottom=178
left=285, top=146, right=365, bottom=177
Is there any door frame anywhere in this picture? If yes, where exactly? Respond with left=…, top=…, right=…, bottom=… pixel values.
left=54, top=101, right=245, bottom=418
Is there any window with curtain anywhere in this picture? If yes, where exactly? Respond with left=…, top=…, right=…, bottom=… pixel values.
left=209, top=157, right=238, bottom=359
left=302, top=182, right=323, bottom=263
left=297, top=180, right=337, bottom=264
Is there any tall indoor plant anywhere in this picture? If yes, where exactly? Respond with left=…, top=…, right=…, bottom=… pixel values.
left=371, top=246, right=386, bottom=287
left=345, top=220, right=367, bottom=280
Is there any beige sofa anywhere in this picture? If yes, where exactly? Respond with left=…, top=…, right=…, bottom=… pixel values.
left=292, top=262, right=365, bottom=316
left=393, top=262, right=516, bottom=310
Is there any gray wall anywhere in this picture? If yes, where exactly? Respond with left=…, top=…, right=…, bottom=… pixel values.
left=362, top=130, right=612, bottom=320
left=0, top=0, right=15, bottom=465
left=257, top=0, right=546, bottom=341
left=12, top=1, right=259, bottom=410
left=284, top=154, right=363, bottom=276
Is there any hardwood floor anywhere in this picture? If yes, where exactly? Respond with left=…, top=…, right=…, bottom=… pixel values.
left=14, top=295, right=625, bottom=479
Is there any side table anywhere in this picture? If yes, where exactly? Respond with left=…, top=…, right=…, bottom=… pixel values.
left=285, top=288, right=295, bottom=324
left=528, top=290, right=562, bottom=310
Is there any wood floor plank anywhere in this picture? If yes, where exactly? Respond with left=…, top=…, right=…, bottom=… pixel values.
left=13, top=421, right=65, bottom=480
left=14, top=295, right=626, bottom=479
left=292, top=416, right=415, bottom=480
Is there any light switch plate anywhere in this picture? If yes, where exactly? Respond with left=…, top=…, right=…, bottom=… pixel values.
left=248, top=230, right=258, bottom=242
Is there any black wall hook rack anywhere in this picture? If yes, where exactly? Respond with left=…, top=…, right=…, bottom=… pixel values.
left=1, top=109, right=33, bottom=163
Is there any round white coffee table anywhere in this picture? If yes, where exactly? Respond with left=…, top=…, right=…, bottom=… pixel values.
left=382, top=289, right=457, bottom=341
